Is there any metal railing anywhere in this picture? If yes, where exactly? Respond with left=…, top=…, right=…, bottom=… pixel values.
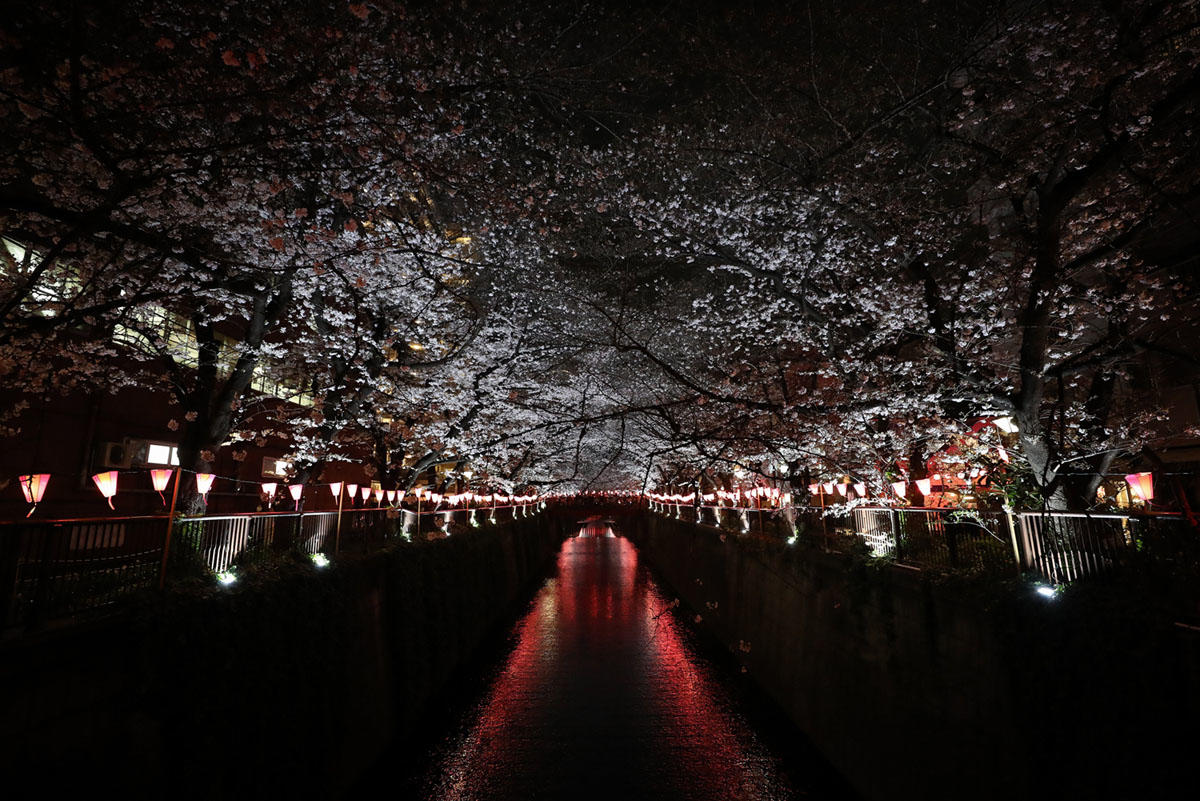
left=174, top=512, right=300, bottom=574
left=0, top=515, right=168, bottom=630
left=1, top=503, right=540, bottom=633
left=852, top=508, right=1015, bottom=574
left=1015, top=511, right=1195, bottom=583
left=650, top=502, right=1192, bottom=584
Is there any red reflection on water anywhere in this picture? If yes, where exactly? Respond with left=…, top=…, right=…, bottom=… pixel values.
left=423, top=534, right=794, bottom=801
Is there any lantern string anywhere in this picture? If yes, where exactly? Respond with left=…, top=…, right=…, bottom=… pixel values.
left=10, top=465, right=537, bottom=510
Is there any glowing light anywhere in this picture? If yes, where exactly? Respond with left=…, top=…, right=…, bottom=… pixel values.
left=19, top=473, right=50, bottom=504
left=18, top=473, right=50, bottom=516
left=289, top=483, right=304, bottom=509
left=915, top=478, right=932, bottom=496
left=373, top=487, right=384, bottom=503
left=311, top=553, right=330, bottom=568
left=216, top=570, right=237, bottom=586
left=808, top=484, right=819, bottom=495
left=386, top=489, right=396, bottom=504
left=151, top=468, right=173, bottom=492
left=1124, top=472, right=1154, bottom=502
left=1036, top=585, right=1057, bottom=598
left=360, top=486, right=370, bottom=502
left=822, top=482, right=835, bottom=495
left=195, top=473, right=215, bottom=503
left=329, top=481, right=343, bottom=498
left=261, top=482, right=277, bottom=499
left=91, top=471, right=118, bottom=509
left=151, top=469, right=173, bottom=505
left=993, top=416, right=1019, bottom=433
left=891, top=481, right=907, bottom=497
left=853, top=482, right=866, bottom=496
left=346, top=483, right=359, bottom=503
left=835, top=483, right=848, bottom=497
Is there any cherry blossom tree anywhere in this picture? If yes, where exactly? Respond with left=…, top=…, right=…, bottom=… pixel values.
left=3, top=0, right=1196, bottom=510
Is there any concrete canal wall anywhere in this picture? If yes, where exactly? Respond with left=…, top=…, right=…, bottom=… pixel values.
left=629, top=514, right=1198, bottom=801
left=0, top=515, right=566, bottom=799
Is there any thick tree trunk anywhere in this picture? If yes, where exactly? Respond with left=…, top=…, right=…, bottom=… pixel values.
left=1015, top=412, right=1070, bottom=511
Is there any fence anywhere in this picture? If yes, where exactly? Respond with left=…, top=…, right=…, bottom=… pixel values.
left=1015, top=511, right=1196, bottom=583
left=0, top=515, right=168, bottom=632
left=650, top=501, right=1193, bottom=583
left=1, top=503, right=539, bottom=633
left=852, top=508, right=1015, bottom=574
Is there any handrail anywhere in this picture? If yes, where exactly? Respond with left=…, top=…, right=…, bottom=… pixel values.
left=0, top=503, right=544, bottom=527
left=0, top=514, right=173, bottom=525
left=654, top=501, right=1181, bottom=521
left=649, top=502, right=1192, bottom=582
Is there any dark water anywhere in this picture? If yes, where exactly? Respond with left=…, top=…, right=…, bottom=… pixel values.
left=367, top=521, right=849, bottom=800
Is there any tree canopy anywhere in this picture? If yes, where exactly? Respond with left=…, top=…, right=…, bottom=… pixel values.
left=2, top=0, right=1197, bottom=508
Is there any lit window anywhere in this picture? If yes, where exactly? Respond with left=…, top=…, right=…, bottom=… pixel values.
left=146, top=443, right=180, bottom=466
left=262, top=457, right=292, bottom=478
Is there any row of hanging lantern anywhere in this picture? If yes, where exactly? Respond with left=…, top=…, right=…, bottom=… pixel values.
left=16, top=473, right=915, bottom=517
left=324, top=481, right=399, bottom=510
left=409, top=489, right=538, bottom=506
left=647, top=491, right=695, bottom=505
left=646, top=487, right=795, bottom=509
left=15, top=469, right=217, bottom=516
left=279, top=483, right=539, bottom=510
left=809, top=481, right=869, bottom=498
left=647, top=470, right=1160, bottom=513
left=15, top=469, right=536, bottom=516
left=13, top=468, right=1154, bottom=517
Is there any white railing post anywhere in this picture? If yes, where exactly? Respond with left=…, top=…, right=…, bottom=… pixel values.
left=1005, top=510, right=1023, bottom=575
left=889, top=508, right=902, bottom=561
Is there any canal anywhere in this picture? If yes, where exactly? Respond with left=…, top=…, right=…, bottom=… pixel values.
left=359, top=519, right=851, bottom=800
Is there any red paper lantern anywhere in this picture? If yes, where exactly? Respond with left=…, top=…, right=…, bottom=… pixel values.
left=1124, top=472, right=1154, bottom=502
left=195, top=473, right=215, bottom=504
left=151, top=469, right=173, bottom=505
left=92, top=471, right=119, bottom=509
left=19, top=473, right=50, bottom=517
left=329, top=481, right=343, bottom=499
